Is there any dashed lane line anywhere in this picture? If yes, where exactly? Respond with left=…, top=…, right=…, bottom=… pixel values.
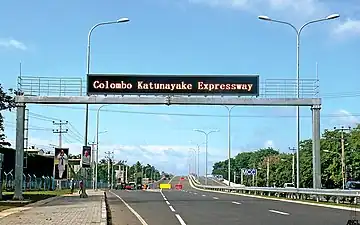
left=166, top=201, right=170, bottom=205
left=175, top=214, right=187, bottom=225
left=269, top=210, right=290, bottom=216
left=232, top=201, right=242, bottom=205
left=169, top=206, right=175, bottom=212
left=213, top=197, right=219, bottom=199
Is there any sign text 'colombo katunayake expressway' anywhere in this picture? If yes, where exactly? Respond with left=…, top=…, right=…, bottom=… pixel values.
left=87, top=74, right=259, bottom=96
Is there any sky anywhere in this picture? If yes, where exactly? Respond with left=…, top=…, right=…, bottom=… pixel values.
left=1, top=0, right=360, bottom=176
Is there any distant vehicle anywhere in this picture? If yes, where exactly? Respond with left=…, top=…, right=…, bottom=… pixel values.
left=214, top=175, right=224, bottom=181
left=125, top=182, right=136, bottom=190
left=345, top=181, right=360, bottom=190
left=180, top=177, right=185, bottom=181
left=284, top=183, right=295, bottom=188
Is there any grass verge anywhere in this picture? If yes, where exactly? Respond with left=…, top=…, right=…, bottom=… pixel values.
left=0, top=189, right=72, bottom=212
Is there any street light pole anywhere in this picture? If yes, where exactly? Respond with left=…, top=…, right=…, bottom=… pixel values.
left=258, top=13, right=340, bottom=189
left=84, top=17, right=130, bottom=152
left=224, top=105, right=236, bottom=186
left=194, top=129, right=219, bottom=185
left=95, top=104, right=111, bottom=190
left=190, top=148, right=197, bottom=176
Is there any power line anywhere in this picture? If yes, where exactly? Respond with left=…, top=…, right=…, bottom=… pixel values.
left=36, top=105, right=360, bottom=119
left=52, top=120, right=68, bottom=148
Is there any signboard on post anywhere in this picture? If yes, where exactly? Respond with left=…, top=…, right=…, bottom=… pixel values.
left=87, top=74, right=259, bottom=96
left=54, top=148, right=69, bottom=180
left=82, top=146, right=91, bottom=168
left=243, top=168, right=257, bottom=176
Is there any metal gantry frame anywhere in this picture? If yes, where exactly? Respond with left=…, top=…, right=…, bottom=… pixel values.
left=12, top=94, right=322, bottom=199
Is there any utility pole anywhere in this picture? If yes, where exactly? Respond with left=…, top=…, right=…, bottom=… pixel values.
left=111, top=151, right=114, bottom=189
left=104, top=151, right=112, bottom=188
left=289, top=147, right=296, bottom=185
left=334, top=126, right=351, bottom=190
left=266, top=157, right=270, bottom=187
left=52, top=121, right=68, bottom=148
left=88, top=141, right=96, bottom=189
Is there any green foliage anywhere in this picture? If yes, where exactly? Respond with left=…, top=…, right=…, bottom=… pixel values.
left=0, top=84, right=20, bottom=147
left=212, top=125, right=360, bottom=188
left=96, top=159, right=162, bottom=184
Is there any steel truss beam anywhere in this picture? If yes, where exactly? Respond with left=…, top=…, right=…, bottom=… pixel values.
left=15, top=96, right=321, bottom=106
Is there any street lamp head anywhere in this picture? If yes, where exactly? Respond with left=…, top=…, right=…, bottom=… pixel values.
left=258, top=15, right=272, bottom=21
left=117, top=17, right=130, bottom=23
left=194, top=129, right=201, bottom=132
left=326, top=14, right=340, bottom=20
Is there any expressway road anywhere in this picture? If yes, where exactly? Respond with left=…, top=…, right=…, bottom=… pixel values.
left=107, top=176, right=355, bottom=225
left=197, top=176, right=226, bottom=186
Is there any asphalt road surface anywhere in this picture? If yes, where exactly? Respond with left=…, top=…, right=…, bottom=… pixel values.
left=197, top=176, right=226, bottom=186
left=107, top=176, right=356, bottom=225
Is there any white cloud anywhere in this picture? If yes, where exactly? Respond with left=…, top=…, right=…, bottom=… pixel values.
left=158, top=115, right=172, bottom=122
left=0, top=38, right=27, bottom=50
left=264, top=140, right=275, bottom=148
left=187, top=0, right=330, bottom=20
left=333, top=18, right=360, bottom=36
left=331, top=109, right=359, bottom=127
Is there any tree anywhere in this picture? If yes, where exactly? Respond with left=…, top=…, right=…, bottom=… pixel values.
left=212, top=124, right=360, bottom=188
left=0, top=84, right=17, bottom=147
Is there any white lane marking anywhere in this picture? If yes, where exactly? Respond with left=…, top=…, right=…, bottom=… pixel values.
left=193, top=193, right=197, bottom=195
left=232, top=201, right=242, bottom=205
left=166, top=201, right=170, bottom=205
left=213, top=197, right=219, bottom=200
left=110, top=191, right=149, bottom=225
left=169, top=205, right=175, bottom=212
left=164, top=197, right=167, bottom=201
left=175, top=214, right=187, bottom=225
left=269, top=210, right=290, bottom=215
left=202, top=194, right=206, bottom=197
left=168, top=176, right=176, bottom=184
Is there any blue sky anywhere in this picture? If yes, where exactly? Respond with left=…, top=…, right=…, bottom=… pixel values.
left=1, top=0, right=360, bottom=176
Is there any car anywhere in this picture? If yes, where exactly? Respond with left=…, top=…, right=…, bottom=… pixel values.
left=125, top=182, right=136, bottom=190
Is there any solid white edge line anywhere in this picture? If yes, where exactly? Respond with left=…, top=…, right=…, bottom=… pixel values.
left=175, top=214, right=187, bottom=225
left=109, top=191, right=149, bottom=225
left=164, top=198, right=167, bottom=201
left=166, top=201, right=170, bottom=205
left=169, top=205, right=175, bottom=212
left=187, top=175, right=360, bottom=212
left=269, top=209, right=290, bottom=215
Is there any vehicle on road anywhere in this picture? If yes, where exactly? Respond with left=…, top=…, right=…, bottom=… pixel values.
left=284, top=183, right=295, bottom=188
left=345, top=181, right=360, bottom=190
left=125, top=182, right=136, bottom=190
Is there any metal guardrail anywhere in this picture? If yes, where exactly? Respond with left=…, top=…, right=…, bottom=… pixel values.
left=188, top=175, right=360, bottom=202
left=17, top=76, right=319, bottom=99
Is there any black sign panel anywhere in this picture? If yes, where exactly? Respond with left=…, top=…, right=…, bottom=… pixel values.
left=87, top=74, right=259, bottom=96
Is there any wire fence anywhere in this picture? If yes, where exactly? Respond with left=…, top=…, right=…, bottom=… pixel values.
left=2, top=170, right=108, bottom=191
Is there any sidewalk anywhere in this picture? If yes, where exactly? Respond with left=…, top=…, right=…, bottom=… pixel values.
left=0, top=189, right=106, bottom=225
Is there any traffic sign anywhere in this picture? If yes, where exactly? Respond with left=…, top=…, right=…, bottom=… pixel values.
left=243, top=168, right=257, bottom=175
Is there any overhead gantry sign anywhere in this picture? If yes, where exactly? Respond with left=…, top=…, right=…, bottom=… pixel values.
left=12, top=74, right=322, bottom=201
left=87, top=74, right=259, bottom=96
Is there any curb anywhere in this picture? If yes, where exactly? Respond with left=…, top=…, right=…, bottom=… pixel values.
left=188, top=176, right=360, bottom=212
left=100, top=192, right=107, bottom=225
